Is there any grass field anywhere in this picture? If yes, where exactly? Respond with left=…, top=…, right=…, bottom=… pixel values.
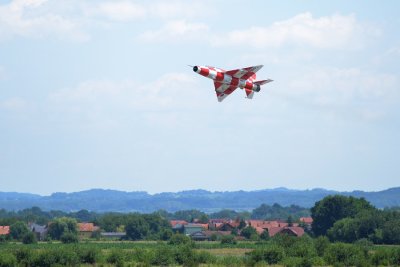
left=1, top=240, right=400, bottom=266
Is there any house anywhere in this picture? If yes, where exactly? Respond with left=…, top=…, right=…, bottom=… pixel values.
left=183, top=223, right=208, bottom=235
left=170, top=220, right=188, bottom=228
left=77, top=223, right=100, bottom=239
left=208, top=219, right=228, bottom=230
left=217, top=221, right=239, bottom=231
left=170, top=220, right=188, bottom=233
left=100, top=232, right=126, bottom=240
left=189, top=230, right=231, bottom=241
left=0, top=226, right=10, bottom=236
left=268, top=226, right=305, bottom=237
left=28, top=223, right=48, bottom=241
left=300, top=217, right=313, bottom=225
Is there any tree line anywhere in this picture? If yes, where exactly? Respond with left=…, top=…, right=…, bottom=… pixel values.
left=1, top=195, right=400, bottom=245
left=0, top=202, right=310, bottom=226
left=312, top=195, right=400, bottom=244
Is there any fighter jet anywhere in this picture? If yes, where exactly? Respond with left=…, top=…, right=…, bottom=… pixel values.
left=191, top=65, right=273, bottom=102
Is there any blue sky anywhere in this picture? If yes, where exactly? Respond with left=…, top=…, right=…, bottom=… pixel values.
left=0, top=0, right=399, bottom=195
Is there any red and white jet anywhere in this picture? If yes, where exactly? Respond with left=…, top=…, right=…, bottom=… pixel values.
left=192, top=65, right=273, bottom=102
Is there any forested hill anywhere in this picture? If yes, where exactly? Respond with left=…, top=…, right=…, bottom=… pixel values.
left=0, top=187, right=399, bottom=212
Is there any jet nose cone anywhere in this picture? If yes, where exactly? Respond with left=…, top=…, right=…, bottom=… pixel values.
left=193, top=66, right=198, bottom=72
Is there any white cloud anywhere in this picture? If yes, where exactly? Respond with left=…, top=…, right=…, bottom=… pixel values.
left=0, top=0, right=89, bottom=41
left=47, top=73, right=208, bottom=128
left=90, top=1, right=146, bottom=21
left=84, top=0, right=211, bottom=22
left=280, top=67, right=399, bottom=121
left=138, top=20, right=209, bottom=43
left=212, top=12, right=379, bottom=49
left=149, top=1, right=211, bottom=19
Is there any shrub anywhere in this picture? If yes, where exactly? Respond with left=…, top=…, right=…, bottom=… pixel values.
left=22, top=232, right=37, bottom=244
left=60, top=232, right=78, bottom=243
left=160, top=228, right=173, bottom=241
left=248, top=246, right=284, bottom=265
left=314, top=235, right=330, bottom=257
left=131, top=247, right=154, bottom=265
left=168, top=233, right=193, bottom=246
left=271, top=233, right=297, bottom=249
left=282, top=257, right=311, bottom=267
left=220, top=234, right=237, bottom=245
left=174, top=245, right=197, bottom=266
left=355, top=238, right=373, bottom=257
left=77, top=246, right=101, bottom=264
left=151, top=245, right=174, bottom=266
left=216, top=256, right=243, bottom=266
left=107, top=249, right=124, bottom=267
left=0, top=253, right=17, bottom=267
left=324, top=242, right=367, bottom=266
left=54, top=247, right=80, bottom=266
left=287, top=236, right=317, bottom=258
left=196, top=250, right=217, bottom=265
left=13, top=247, right=34, bottom=266
left=370, top=248, right=391, bottom=266
left=390, top=247, right=400, bottom=266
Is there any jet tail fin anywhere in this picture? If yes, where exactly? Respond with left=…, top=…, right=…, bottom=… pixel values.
left=245, top=89, right=254, bottom=99
left=254, top=79, right=273, bottom=85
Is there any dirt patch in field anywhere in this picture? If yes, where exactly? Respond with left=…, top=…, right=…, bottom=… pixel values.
left=197, top=248, right=252, bottom=256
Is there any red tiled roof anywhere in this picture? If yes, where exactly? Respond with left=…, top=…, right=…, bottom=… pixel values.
left=78, top=223, right=99, bottom=232
left=0, top=226, right=10, bottom=235
left=209, top=219, right=228, bottom=224
left=286, top=226, right=305, bottom=237
left=300, top=217, right=313, bottom=224
left=247, top=220, right=288, bottom=230
left=170, top=220, right=188, bottom=227
left=268, top=226, right=305, bottom=237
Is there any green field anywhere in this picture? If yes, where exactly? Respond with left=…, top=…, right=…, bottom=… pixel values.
left=1, top=239, right=400, bottom=266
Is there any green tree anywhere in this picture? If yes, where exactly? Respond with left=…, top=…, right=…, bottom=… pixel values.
left=327, top=217, right=358, bottom=243
left=382, top=219, right=400, bottom=244
left=125, top=215, right=149, bottom=240
left=168, top=233, right=193, bottom=246
left=220, top=234, right=237, bottom=245
left=311, top=195, right=374, bottom=236
left=10, top=221, right=29, bottom=241
left=260, top=229, right=270, bottom=240
left=22, top=232, right=37, bottom=244
left=173, top=210, right=206, bottom=222
left=60, top=232, right=79, bottom=243
left=287, top=215, right=294, bottom=227
left=241, top=226, right=258, bottom=239
left=314, top=236, right=330, bottom=257
left=238, top=219, right=246, bottom=229
left=47, top=217, right=78, bottom=240
left=198, top=214, right=209, bottom=223
left=209, top=209, right=238, bottom=219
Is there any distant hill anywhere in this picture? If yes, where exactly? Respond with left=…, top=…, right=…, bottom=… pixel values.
left=0, top=187, right=399, bottom=213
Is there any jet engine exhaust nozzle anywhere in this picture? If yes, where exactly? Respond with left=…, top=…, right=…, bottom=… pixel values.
left=254, top=84, right=261, bottom=92
left=193, top=66, right=198, bottom=72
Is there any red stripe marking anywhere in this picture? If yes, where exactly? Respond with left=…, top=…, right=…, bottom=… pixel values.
left=230, top=77, right=239, bottom=86
left=216, top=72, right=224, bottom=81
left=214, top=82, right=223, bottom=89
left=199, top=68, right=210, bottom=77
left=224, top=86, right=236, bottom=94
left=245, top=81, right=253, bottom=90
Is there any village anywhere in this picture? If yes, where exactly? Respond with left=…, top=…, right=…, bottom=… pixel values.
left=0, top=215, right=313, bottom=242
